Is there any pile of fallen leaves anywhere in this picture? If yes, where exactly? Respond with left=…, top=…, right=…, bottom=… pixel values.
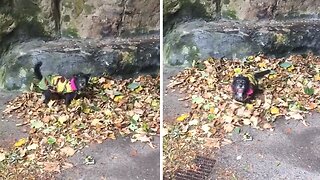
left=0, top=75, right=159, bottom=178
left=163, top=53, right=320, bottom=177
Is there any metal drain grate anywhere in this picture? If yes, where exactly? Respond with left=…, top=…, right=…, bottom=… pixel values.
left=174, top=156, right=216, bottom=180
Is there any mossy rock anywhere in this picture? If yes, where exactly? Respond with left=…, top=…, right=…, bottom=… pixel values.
left=62, top=27, right=80, bottom=38
left=0, top=39, right=160, bottom=90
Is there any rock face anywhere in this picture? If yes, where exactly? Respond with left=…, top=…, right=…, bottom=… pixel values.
left=60, top=0, right=160, bottom=38
left=164, top=0, right=320, bottom=65
left=0, top=0, right=160, bottom=41
left=0, top=38, right=159, bottom=90
left=0, top=0, right=59, bottom=44
left=164, top=0, right=320, bottom=30
left=165, top=20, right=320, bottom=65
left=0, top=0, right=160, bottom=90
left=221, top=0, right=320, bottom=20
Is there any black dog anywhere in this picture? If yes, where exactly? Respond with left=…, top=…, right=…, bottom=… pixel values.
left=34, top=62, right=90, bottom=106
left=231, top=70, right=270, bottom=102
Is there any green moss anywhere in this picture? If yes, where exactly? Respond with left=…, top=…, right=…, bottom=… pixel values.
left=121, top=51, right=135, bottom=64
left=63, top=15, right=71, bottom=22
left=222, top=9, right=238, bottom=20
left=182, top=45, right=200, bottom=64
left=74, top=0, right=85, bottom=17
left=0, top=66, right=6, bottom=89
left=19, top=68, right=27, bottom=78
left=223, top=0, right=230, bottom=4
left=274, top=33, right=288, bottom=45
left=62, top=27, right=79, bottom=38
left=84, top=4, right=94, bottom=14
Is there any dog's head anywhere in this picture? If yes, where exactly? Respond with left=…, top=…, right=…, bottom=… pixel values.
left=73, top=73, right=91, bottom=91
left=231, top=75, right=251, bottom=102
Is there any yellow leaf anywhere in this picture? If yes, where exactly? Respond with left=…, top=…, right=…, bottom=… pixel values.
left=228, top=71, right=234, bottom=77
left=234, top=68, right=242, bottom=75
left=176, top=113, right=189, bottom=122
left=268, top=74, right=277, bottom=79
left=103, top=109, right=112, bottom=116
left=315, top=74, right=320, bottom=81
left=151, top=100, right=159, bottom=108
left=114, top=95, right=124, bottom=102
left=14, top=138, right=27, bottom=147
left=83, top=107, right=91, bottom=114
left=134, top=86, right=143, bottom=93
left=247, top=56, right=254, bottom=61
left=270, top=106, right=280, bottom=115
left=288, top=65, right=295, bottom=72
left=246, top=104, right=254, bottom=111
left=258, top=62, right=267, bottom=68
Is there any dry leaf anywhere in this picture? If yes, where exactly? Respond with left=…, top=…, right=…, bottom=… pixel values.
left=14, top=138, right=27, bottom=147
left=0, top=153, right=5, bottom=162
left=43, top=162, right=60, bottom=172
left=176, top=113, right=189, bottom=122
left=61, top=146, right=76, bottom=157
left=204, top=138, right=220, bottom=148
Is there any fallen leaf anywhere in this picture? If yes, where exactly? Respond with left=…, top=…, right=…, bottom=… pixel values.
left=127, top=82, right=140, bottom=90
left=0, top=153, right=5, bottom=162
left=43, top=162, right=60, bottom=172
left=202, top=124, right=211, bottom=134
left=14, top=138, right=27, bottom=147
left=27, top=143, right=39, bottom=150
left=58, top=115, right=69, bottom=124
left=224, top=123, right=234, bottom=132
left=176, top=113, right=189, bottom=122
left=270, top=106, right=280, bottom=115
left=280, top=62, right=292, bottom=69
left=188, top=119, right=199, bottom=126
left=62, top=162, right=74, bottom=169
left=30, top=120, right=44, bottom=129
left=61, top=146, right=76, bottom=157
left=204, top=138, right=220, bottom=148
left=114, top=95, right=124, bottom=102
left=263, top=123, right=273, bottom=129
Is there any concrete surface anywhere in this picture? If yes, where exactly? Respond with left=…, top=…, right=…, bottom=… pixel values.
left=210, top=114, right=320, bottom=180
left=164, top=66, right=320, bottom=179
left=0, top=91, right=160, bottom=180
left=57, top=137, right=160, bottom=180
left=163, top=66, right=189, bottom=124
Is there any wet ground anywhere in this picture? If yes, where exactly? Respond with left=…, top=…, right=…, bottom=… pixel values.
left=164, top=66, right=320, bottom=179
left=0, top=91, right=160, bottom=180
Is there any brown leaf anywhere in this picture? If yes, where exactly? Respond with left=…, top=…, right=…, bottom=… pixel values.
left=263, top=123, right=273, bottom=129
left=43, top=162, right=60, bottom=172
left=60, top=146, right=76, bottom=157
left=204, top=138, right=220, bottom=148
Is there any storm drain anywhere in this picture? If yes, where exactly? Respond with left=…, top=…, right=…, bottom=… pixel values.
left=174, top=156, right=216, bottom=180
